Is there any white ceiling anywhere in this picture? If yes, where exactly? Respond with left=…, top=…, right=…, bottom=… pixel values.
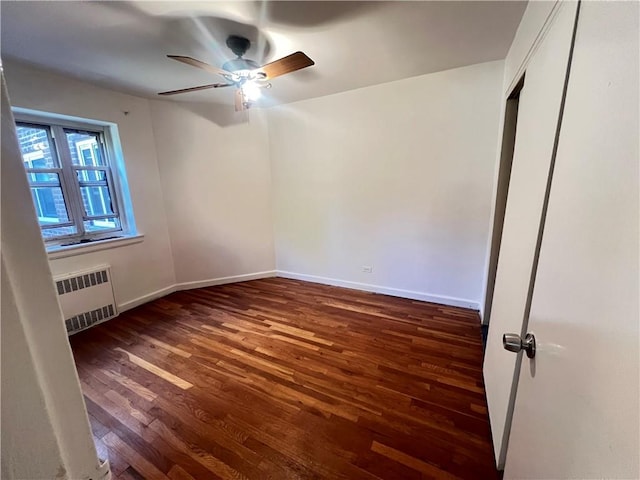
left=1, top=1, right=527, bottom=107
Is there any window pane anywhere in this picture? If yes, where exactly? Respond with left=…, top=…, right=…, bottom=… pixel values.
left=76, top=168, right=107, bottom=183
left=30, top=187, right=70, bottom=224
left=27, top=171, right=60, bottom=183
left=42, top=225, right=78, bottom=239
left=80, top=186, right=114, bottom=216
left=17, top=124, right=58, bottom=168
left=65, top=131, right=105, bottom=166
left=84, top=217, right=120, bottom=234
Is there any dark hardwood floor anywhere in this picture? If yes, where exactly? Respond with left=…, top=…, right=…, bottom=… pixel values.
left=70, top=278, right=498, bottom=480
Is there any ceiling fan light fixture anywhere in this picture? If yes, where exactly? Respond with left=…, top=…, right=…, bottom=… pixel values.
left=242, top=81, right=262, bottom=102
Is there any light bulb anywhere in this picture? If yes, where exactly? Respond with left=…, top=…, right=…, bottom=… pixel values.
left=242, top=81, right=262, bottom=102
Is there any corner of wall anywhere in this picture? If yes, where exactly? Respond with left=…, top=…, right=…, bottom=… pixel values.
left=1, top=72, right=105, bottom=480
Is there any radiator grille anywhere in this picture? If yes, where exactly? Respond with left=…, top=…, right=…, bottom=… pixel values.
left=56, top=269, right=109, bottom=295
left=65, top=304, right=115, bottom=333
left=54, top=266, right=117, bottom=335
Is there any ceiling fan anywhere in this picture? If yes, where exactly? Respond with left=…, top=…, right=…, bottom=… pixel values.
left=159, top=35, right=314, bottom=111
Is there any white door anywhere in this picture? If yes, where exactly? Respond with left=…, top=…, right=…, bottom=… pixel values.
left=483, top=1, right=579, bottom=467
left=504, top=2, right=639, bottom=478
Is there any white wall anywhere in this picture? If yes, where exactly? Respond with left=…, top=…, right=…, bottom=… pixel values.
left=1, top=74, right=106, bottom=480
left=268, top=61, right=504, bottom=308
left=3, top=60, right=176, bottom=310
left=4, top=58, right=505, bottom=313
left=149, top=101, right=275, bottom=285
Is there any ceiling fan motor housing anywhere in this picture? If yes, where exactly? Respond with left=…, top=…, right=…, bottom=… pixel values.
left=226, top=35, right=251, bottom=58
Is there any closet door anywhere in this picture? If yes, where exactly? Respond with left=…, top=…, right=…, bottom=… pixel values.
left=504, top=2, right=639, bottom=477
left=482, top=1, right=579, bottom=468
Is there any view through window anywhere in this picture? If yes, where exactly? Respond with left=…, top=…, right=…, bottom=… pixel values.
left=16, top=118, right=128, bottom=244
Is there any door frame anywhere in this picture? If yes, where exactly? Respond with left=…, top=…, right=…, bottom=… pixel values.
left=480, top=1, right=563, bottom=327
left=481, top=77, right=525, bottom=327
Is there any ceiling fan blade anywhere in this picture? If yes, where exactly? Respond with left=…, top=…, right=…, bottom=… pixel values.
left=167, top=55, right=231, bottom=78
left=258, top=51, right=314, bottom=80
left=235, top=89, right=245, bottom=112
left=158, top=83, right=233, bottom=96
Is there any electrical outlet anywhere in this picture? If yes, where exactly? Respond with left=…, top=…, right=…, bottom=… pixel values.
left=362, top=266, right=373, bottom=273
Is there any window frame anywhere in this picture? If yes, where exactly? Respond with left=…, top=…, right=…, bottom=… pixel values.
left=14, top=112, right=133, bottom=246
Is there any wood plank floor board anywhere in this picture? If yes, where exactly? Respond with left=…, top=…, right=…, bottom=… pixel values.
left=70, top=278, right=498, bottom=480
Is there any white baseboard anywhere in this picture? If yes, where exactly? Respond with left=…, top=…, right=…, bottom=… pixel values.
left=117, top=285, right=176, bottom=312
left=276, top=270, right=479, bottom=310
left=117, top=270, right=277, bottom=312
left=175, top=270, right=277, bottom=291
left=117, top=269, right=478, bottom=313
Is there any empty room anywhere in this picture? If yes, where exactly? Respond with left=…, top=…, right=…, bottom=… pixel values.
left=1, top=1, right=638, bottom=479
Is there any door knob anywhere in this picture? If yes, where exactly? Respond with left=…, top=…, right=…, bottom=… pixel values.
left=503, top=332, right=536, bottom=358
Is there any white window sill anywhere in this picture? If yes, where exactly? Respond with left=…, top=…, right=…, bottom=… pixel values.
left=47, top=234, right=144, bottom=260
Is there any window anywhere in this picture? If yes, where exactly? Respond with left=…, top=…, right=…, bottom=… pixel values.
left=15, top=115, right=132, bottom=245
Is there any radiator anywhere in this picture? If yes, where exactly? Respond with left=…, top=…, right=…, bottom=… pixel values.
left=54, top=265, right=118, bottom=335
